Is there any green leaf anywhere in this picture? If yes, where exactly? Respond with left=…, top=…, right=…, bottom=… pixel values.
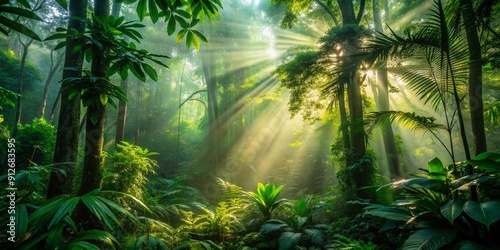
left=440, top=199, right=465, bottom=225
left=176, top=29, right=187, bottom=43
left=428, top=157, right=446, bottom=181
left=186, top=30, right=193, bottom=49
left=454, top=241, right=490, bottom=250
left=136, top=0, right=147, bottom=21
left=99, top=94, right=108, bottom=105
left=365, top=207, right=413, bottom=222
left=16, top=204, right=28, bottom=240
left=148, top=0, right=158, bottom=23
left=44, top=32, right=68, bottom=41
left=296, top=198, right=307, bottom=217
left=54, top=0, right=68, bottom=10
left=119, top=64, right=129, bottom=81
left=402, top=228, right=457, bottom=250
left=279, top=232, right=301, bottom=250
left=48, top=197, right=79, bottom=229
left=54, top=41, right=67, bottom=50
left=130, top=62, right=146, bottom=81
left=167, top=15, right=176, bottom=35
left=69, top=229, right=117, bottom=246
left=16, top=0, right=30, bottom=8
left=0, top=6, right=42, bottom=20
left=0, top=15, right=41, bottom=40
left=141, top=63, right=158, bottom=81
left=106, top=62, right=121, bottom=78
left=463, top=200, right=500, bottom=229
left=192, top=29, right=208, bottom=43
left=389, top=178, right=450, bottom=194
left=191, top=34, right=200, bottom=51
left=89, top=112, right=99, bottom=125
left=473, top=151, right=500, bottom=162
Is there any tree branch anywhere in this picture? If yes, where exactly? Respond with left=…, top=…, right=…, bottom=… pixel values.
left=314, top=0, right=339, bottom=26
left=356, top=0, right=365, bottom=24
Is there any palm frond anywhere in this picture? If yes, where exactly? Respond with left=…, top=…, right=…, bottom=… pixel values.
left=365, top=111, right=446, bottom=134
left=485, top=101, right=500, bottom=123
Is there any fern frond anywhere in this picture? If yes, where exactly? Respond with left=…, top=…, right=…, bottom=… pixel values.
left=365, top=111, right=447, bottom=134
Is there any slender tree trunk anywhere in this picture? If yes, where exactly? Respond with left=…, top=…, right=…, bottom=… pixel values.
left=134, top=81, right=142, bottom=144
left=373, top=0, right=401, bottom=179
left=49, top=90, right=61, bottom=124
left=460, top=0, right=487, bottom=157
left=12, top=38, right=33, bottom=139
left=112, top=1, right=127, bottom=144
left=338, top=83, right=350, bottom=166
left=40, top=50, right=64, bottom=118
left=201, top=45, right=220, bottom=165
left=47, top=0, right=87, bottom=199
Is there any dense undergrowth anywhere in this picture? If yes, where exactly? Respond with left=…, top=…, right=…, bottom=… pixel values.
left=1, top=138, right=499, bottom=249
left=0, top=120, right=499, bottom=249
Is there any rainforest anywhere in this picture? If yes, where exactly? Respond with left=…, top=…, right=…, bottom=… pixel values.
left=1, top=0, right=500, bottom=249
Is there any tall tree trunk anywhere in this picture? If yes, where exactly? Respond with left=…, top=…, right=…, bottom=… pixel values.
left=338, top=0, right=374, bottom=200
left=134, top=81, right=142, bottom=144
left=78, top=0, right=110, bottom=197
left=78, top=104, right=106, bottom=195
left=40, top=50, right=64, bottom=118
left=112, top=1, right=128, bottom=144
left=373, top=0, right=401, bottom=179
left=201, top=46, right=220, bottom=165
left=47, top=0, right=87, bottom=199
left=460, top=0, right=487, bottom=157
left=12, top=38, right=33, bottom=139
left=338, top=83, right=350, bottom=166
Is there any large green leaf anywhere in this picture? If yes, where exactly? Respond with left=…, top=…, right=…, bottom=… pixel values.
left=279, top=232, right=302, bottom=250
left=0, top=15, right=41, bottom=40
left=440, top=199, right=465, bottom=225
left=454, top=240, right=490, bottom=250
left=0, top=6, right=42, bottom=20
left=428, top=158, right=446, bottom=181
left=463, top=200, right=500, bottom=229
left=387, top=178, right=450, bottom=194
left=402, top=228, right=457, bottom=250
left=365, top=206, right=413, bottom=222
left=16, top=204, right=28, bottom=240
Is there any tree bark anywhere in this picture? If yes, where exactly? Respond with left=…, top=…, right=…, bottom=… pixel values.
left=112, top=0, right=128, bottom=144
left=47, top=0, right=87, bottom=199
left=78, top=0, right=110, bottom=197
left=460, top=0, right=487, bottom=157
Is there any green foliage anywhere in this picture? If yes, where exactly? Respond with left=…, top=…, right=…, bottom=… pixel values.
left=327, top=234, right=378, bottom=250
left=248, top=182, right=286, bottom=220
left=15, top=118, right=56, bottom=169
left=1, top=189, right=149, bottom=249
left=0, top=0, right=42, bottom=40
left=103, top=141, right=158, bottom=201
left=260, top=198, right=328, bottom=250
left=364, top=152, right=500, bottom=249
left=0, top=86, right=18, bottom=123
left=0, top=50, right=42, bottom=124
left=117, top=0, right=222, bottom=50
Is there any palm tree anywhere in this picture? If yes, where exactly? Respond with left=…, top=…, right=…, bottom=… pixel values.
left=359, top=0, right=472, bottom=178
